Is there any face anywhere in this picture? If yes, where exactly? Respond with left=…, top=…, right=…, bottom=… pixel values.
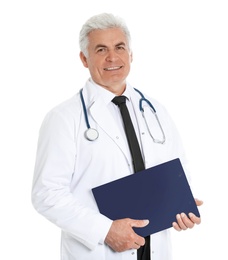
left=80, top=28, right=133, bottom=95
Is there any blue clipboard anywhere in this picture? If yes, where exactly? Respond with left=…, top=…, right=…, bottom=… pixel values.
left=92, top=158, right=200, bottom=237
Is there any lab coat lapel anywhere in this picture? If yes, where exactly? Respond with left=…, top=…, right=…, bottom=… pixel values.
left=83, top=82, right=131, bottom=163
left=128, top=87, right=150, bottom=167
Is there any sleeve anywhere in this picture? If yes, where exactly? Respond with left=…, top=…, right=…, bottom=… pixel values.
left=31, top=107, right=112, bottom=250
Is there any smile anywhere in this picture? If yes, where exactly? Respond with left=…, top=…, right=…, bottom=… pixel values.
left=104, top=66, right=123, bottom=71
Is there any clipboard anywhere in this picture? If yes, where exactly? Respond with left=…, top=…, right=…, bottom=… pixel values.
left=92, top=158, right=200, bottom=237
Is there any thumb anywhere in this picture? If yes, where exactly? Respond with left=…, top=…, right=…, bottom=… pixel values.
left=131, top=219, right=150, bottom=228
left=195, top=198, right=203, bottom=206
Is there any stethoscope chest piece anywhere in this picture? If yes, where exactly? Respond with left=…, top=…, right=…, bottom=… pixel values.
left=85, top=128, right=99, bottom=141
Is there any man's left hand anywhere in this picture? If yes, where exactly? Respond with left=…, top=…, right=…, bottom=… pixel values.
left=172, top=198, right=203, bottom=231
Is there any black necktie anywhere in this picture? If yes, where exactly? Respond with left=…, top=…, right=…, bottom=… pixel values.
left=112, top=96, right=150, bottom=260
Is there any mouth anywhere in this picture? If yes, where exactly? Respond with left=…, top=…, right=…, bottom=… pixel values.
left=104, top=66, right=123, bottom=71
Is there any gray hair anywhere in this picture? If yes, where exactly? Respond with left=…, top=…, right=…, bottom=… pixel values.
left=79, top=13, right=131, bottom=57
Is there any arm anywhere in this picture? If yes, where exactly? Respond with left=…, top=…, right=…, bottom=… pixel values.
left=31, top=108, right=112, bottom=250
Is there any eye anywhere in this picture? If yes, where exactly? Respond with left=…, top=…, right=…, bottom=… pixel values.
left=96, top=47, right=107, bottom=55
left=115, top=45, right=126, bottom=53
left=116, top=45, right=125, bottom=50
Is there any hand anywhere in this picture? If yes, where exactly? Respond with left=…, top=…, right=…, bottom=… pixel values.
left=105, top=218, right=149, bottom=252
left=172, top=198, right=203, bottom=231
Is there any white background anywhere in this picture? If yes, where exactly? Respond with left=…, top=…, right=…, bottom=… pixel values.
left=0, top=0, right=227, bottom=259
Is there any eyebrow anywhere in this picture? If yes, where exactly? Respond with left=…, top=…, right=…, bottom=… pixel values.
left=115, top=42, right=126, bottom=47
left=94, top=44, right=107, bottom=50
left=94, top=42, right=126, bottom=50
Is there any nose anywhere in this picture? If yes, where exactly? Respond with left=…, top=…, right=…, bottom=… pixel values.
left=105, top=49, right=118, bottom=62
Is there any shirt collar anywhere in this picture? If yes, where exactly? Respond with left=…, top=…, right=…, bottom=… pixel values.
left=89, top=78, right=131, bottom=105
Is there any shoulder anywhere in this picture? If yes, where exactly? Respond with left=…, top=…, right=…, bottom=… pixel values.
left=40, top=93, right=82, bottom=132
left=50, top=94, right=80, bottom=116
left=47, top=93, right=81, bottom=117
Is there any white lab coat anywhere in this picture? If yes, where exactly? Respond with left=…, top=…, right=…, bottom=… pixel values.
left=32, top=79, right=189, bottom=260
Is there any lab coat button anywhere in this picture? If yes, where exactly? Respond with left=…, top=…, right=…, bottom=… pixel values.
left=131, top=252, right=135, bottom=255
left=116, top=136, right=119, bottom=139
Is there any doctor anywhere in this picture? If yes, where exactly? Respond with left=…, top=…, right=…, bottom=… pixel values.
left=32, top=13, right=203, bottom=260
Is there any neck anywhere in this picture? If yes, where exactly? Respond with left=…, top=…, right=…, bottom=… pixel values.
left=97, top=82, right=127, bottom=96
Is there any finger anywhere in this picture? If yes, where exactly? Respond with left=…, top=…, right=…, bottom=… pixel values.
left=189, top=213, right=201, bottom=224
left=134, top=242, right=141, bottom=249
left=134, top=236, right=146, bottom=247
left=195, top=198, right=203, bottom=206
left=131, top=219, right=149, bottom=228
left=172, top=221, right=182, bottom=231
left=176, top=213, right=188, bottom=230
left=130, top=219, right=149, bottom=246
left=180, top=213, right=195, bottom=228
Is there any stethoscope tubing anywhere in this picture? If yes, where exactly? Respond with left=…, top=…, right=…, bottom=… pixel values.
left=80, top=88, right=91, bottom=129
left=134, top=88, right=156, bottom=113
left=79, top=87, right=165, bottom=143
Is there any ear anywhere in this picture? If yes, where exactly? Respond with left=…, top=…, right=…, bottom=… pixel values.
left=80, top=51, right=88, bottom=68
left=130, top=51, right=133, bottom=63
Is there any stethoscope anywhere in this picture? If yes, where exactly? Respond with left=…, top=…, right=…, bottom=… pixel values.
left=79, top=88, right=166, bottom=144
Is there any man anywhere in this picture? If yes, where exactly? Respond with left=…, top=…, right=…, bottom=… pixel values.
left=32, top=13, right=202, bottom=260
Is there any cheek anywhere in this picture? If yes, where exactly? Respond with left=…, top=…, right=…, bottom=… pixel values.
left=87, top=56, right=101, bottom=69
left=124, top=53, right=133, bottom=66
left=87, top=62, right=103, bottom=78
left=126, top=57, right=132, bottom=71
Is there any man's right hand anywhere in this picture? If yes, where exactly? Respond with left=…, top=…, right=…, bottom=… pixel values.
left=104, top=218, right=149, bottom=252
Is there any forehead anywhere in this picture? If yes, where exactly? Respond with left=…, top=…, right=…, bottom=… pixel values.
left=88, top=28, right=128, bottom=47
